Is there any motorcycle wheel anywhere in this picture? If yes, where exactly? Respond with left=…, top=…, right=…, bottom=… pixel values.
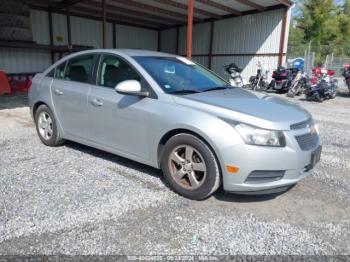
left=315, top=94, right=324, bottom=102
left=287, top=91, right=294, bottom=98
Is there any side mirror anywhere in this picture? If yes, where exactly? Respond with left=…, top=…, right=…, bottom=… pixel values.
left=115, top=80, right=149, bottom=97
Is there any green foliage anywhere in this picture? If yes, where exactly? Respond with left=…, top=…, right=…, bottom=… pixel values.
left=289, top=0, right=350, bottom=65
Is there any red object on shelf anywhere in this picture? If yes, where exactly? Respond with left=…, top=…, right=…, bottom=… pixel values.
left=10, top=79, right=32, bottom=93
left=0, top=71, right=12, bottom=95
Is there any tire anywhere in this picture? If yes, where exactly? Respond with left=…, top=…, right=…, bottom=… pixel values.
left=315, top=94, right=323, bottom=102
left=160, top=133, right=221, bottom=200
left=0, top=14, right=31, bottom=29
left=286, top=91, right=294, bottom=98
left=0, top=26, right=33, bottom=41
left=34, top=105, right=65, bottom=146
left=0, top=0, right=30, bottom=16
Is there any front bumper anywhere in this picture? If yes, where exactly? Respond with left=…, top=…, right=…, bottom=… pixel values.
left=219, top=127, right=320, bottom=194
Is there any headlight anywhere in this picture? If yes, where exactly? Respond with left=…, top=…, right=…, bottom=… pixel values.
left=235, top=123, right=286, bottom=147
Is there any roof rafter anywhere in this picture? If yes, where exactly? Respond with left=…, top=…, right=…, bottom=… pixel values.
left=82, top=0, right=179, bottom=24
left=109, top=0, right=198, bottom=21
left=195, top=0, right=242, bottom=16
left=152, top=0, right=221, bottom=19
left=234, top=0, right=265, bottom=11
left=50, top=0, right=86, bottom=11
left=70, top=5, right=165, bottom=28
left=275, top=0, right=292, bottom=7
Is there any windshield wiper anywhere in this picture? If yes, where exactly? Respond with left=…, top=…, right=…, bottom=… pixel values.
left=168, top=89, right=201, bottom=95
left=203, top=86, right=229, bottom=92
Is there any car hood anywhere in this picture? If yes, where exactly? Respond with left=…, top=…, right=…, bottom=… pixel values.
left=172, top=88, right=311, bottom=130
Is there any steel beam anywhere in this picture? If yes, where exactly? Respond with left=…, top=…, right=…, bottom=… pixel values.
left=186, top=0, right=194, bottom=59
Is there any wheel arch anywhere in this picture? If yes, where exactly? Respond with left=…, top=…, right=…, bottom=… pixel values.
left=157, top=128, right=222, bottom=175
left=32, top=101, right=48, bottom=116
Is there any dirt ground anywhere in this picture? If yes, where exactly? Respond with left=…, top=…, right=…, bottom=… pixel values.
left=0, top=87, right=349, bottom=255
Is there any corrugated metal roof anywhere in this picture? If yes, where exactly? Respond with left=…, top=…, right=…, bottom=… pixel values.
left=33, top=0, right=291, bottom=29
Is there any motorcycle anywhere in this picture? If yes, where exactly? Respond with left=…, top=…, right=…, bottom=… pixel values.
left=224, top=63, right=247, bottom=88
left=341, top=65, right=350, bottom=93
left=269, top=66, right=289, bottom=93
left=249, top=62, right=270, bottom=91
left=305, top=67, right=338, bottom=102
left=287, top=70, right=308, bottom=97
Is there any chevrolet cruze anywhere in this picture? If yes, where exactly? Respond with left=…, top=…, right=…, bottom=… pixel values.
left=29, top=49, right=321, bottom=200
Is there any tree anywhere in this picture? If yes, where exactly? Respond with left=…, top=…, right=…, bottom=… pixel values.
left=288, top=0, right=350, bottom=64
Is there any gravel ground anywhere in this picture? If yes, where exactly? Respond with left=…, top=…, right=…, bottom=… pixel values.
left=0, top=87, right=350, bottom=255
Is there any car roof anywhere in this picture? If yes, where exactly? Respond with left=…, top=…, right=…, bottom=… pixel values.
left=75, top=49, right=178, bottom=57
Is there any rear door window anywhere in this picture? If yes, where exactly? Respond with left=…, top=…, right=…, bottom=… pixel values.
left=64, top=55, right=94, bottom=84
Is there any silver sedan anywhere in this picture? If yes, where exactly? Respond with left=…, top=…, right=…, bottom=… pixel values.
left=29, top=49, right=321, bottom=200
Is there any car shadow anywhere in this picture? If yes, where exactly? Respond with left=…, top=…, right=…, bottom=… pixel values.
left=64, top=141, right=163, bottom=180
left=64, top=141, right=291, bottom=203
left=213, top=184, right=295, bottom=203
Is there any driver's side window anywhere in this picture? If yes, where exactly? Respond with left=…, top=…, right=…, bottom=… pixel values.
left=98, top=54, right=141, bottom=88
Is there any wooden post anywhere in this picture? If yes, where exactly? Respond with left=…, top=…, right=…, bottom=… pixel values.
left=102, top=0, right=107, bottom=48
left=186, top=0, right=194, bottom=59
left=278, top=7, right=288, bottom=66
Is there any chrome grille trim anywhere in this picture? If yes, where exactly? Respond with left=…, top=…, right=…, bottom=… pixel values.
left=245, top=171, right=285, bottom=184
left=295, top=132, right=319, bottom=151
left=290, top=118, right=312, bottom=130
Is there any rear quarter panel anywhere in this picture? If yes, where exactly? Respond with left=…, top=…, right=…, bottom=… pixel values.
left=28, top=73, right=54, bottom=118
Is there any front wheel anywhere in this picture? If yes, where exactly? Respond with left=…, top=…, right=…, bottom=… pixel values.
left=161, top=134, right=221, bottom=200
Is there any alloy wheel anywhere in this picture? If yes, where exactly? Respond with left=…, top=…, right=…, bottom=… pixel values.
left=168, top=145, right=207, bottom=190
left=38, top=111, right=53, bottom=140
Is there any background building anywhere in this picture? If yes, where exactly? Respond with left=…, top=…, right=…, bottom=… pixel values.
left=0, top=0, right=292, bottom=80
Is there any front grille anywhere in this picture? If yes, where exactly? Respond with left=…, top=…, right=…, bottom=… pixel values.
left=245, top=171, right=285, bottom=184
left=290, top=118, right=312, bottom=130
left=295, top=132, right=319, bottom=151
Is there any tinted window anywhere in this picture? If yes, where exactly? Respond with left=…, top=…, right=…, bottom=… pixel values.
left=98, top=55, right=141, bottom=88
left=64, top=55, right=94, bottom=83
left=133, top=56, right=229, bottom=94
left=55, top=62, right=66, bottom=80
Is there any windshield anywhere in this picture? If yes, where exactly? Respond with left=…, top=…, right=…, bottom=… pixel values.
left=133, top=56, right=231, bottom=94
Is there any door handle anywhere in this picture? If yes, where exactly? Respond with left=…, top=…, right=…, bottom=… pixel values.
left=54, top=89, right=63, bottom=95
left=91, top=98, right=103, bottom=107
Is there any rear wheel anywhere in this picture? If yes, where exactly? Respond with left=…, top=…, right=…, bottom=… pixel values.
left=161, top=134, right=221, bottom=200
left=34, top=105, right=65, bottom=146
left=315, top=94, right=324, bottom=102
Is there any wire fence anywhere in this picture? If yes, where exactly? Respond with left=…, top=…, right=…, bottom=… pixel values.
left=287, top=44, right=350, bottom=77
